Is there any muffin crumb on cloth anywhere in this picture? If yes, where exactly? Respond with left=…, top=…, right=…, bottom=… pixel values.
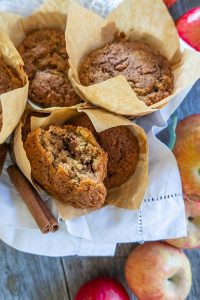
left=79, top=41, right=174, bottom=106
left=18, top=29, right=81, bottom=108
left=24, top=125, right=108, bottom=209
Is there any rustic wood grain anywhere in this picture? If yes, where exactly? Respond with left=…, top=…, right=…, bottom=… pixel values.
left=169, top=0, right=200, bottom=20
left=0, top=0, right=200, bottom=300
left=115, top=243, right=136, bottom=257
left=61, top=256, right=137, bottom=300
left=0, top=240, right=69, bottom=300
left=185, top=250, right=200, bottom=300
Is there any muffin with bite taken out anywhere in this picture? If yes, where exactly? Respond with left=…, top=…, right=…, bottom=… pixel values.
left=70, top=113, right=139, bottom=189
left=24, top=124, right=108, bottom=209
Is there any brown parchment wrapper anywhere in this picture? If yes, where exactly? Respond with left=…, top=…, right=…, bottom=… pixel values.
left=0, top=0, right=73, bottom=111
left=14, top=105, right=148, bottom=220
left=66, top=0, right=200, bottom=117
left=0, top=0, right=72, bottom=46
left=0, top=30, right=28, bottom=144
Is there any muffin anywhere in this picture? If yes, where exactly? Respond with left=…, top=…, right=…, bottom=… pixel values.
left=71, top=113, right=139, bottom=189
left=24, top=125, right=108, bottom=209
left=79, top=41, right=174, bottom=106
left=21, top=111, right=46, bottom=143
left=0, top=57, right=23, bottom=129
left=18, top=29, right=81, bottom=108
left=99, top=126, right=139, bottom=189
left=0, top=57, right=22, bottom=93
left=70, top=113, right=97, bottom=137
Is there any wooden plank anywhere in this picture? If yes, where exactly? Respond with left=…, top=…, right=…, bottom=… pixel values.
left=0, top=240, right=69, bottom=300
left=176, top=83, right=200, bottom=121
left=62, top=248, right=200, bottom=300
left=115, top=243, right=137, bottom=257
left=185, top=249, right=200, bottom=300
left=61, top=256, right=136, bottom=300
left=170, top=0, right=200, bottom=20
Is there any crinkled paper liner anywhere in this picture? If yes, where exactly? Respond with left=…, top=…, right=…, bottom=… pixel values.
left=14, top=104, right=148, bottom=220
left=0, top=0, right=72, bottom=46
left=0, top=30, right=28, bottom=144
left=66, top=0, right=200, bottom=117
left=0, top=0, right=73, bottom=112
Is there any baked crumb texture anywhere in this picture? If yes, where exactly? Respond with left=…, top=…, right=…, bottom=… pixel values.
left=18, top=29, right=81, bottom=108
left=70, top=114, right=139, bottom=189
left=0, top=57, right=23, bottom=130
left=79, top=41, right=174, bottom=106
left=0, top=57, right=22, bottom=94
left=24, top=125, right=108, bottom=209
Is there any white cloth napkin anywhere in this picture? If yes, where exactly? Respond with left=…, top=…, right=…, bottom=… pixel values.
left=0, top=0, right=192, bottom=256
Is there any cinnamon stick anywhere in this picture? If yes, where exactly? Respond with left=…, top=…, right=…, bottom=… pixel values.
left=0, top=143, right=9, bottom=175
left=7, top=165, right=58, bottom=234
left=9, top=135, right=17, bottom=165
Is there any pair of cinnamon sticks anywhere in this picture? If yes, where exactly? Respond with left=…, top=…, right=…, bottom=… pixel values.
left=0, top=143, right=58, bottom=234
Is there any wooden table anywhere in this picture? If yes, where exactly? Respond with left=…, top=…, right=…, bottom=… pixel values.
left=1, top=0, right=200, bottom=299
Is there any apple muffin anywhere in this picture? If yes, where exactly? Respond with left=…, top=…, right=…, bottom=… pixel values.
left=70, top=113, right=139, bottom=189
left=21, top=111, right=46, bottom=143
left=98, top=126, right=139, bottom=189
left=0, top=57, right=23, bottom=129
left=0, top=57, right=22, bottom=94
left=70, top=113, right=97, bottom=137
left=18, top=29, right=81, bottom=108
left=24, top=125, right=108, bottom=209
left=79, top=41, right=174, bottom=106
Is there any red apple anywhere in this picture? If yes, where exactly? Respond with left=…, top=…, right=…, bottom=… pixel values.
left=125, top=242, right=192, bottom=300
left=75, top=277, right=130, bottom=300
left=173, top=128, right=200, bottom=196
left=176, top=7, right=200, bottom=51
left=164, top=0, right=176, bottom=8
left=166, top=197, right=200, bottom=249
left=176, top=114, right=200, bottom=141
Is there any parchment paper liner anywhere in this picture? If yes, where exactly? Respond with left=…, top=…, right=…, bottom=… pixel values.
left=0, top=30, right=28, bottom=144
left=66, top=0, right=200, bottom=116
left=14, top=105, right=148, bottom=220
left=0, top=0, right=74, bottom=112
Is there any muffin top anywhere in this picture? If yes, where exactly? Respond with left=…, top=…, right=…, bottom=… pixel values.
left=79, top=41, right=174, bottom=106
left=0, top=57, right=22, bottom=94
left=18, top=29, right=81, bottom=108
left=98, top=126, right=139, bottom=189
